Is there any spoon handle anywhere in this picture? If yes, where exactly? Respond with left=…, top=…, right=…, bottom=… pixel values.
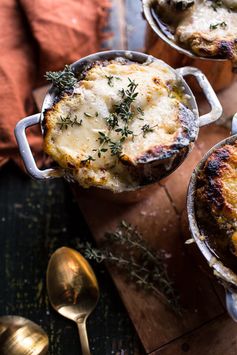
left=77, top=321, right=91, bottom=355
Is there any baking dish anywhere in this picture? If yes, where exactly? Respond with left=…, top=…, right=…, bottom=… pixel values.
left=187, top=113, right=237, bottom=321
left=14, top=50, right=222, bottom=198
left=142, top=0, right=234, bottom=63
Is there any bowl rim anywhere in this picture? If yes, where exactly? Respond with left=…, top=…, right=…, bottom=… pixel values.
left=14, top=49, right=222, bottom=185
left=40, top=49, right=199, bottom=128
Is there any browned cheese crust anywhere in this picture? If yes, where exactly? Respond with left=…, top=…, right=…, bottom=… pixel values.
left=196, top=141, right=237, bottom=254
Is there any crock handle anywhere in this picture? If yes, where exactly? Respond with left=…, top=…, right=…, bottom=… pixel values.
left=226, top=289, right=237, bottom=322
left=176, top=66, right=223, bottom=127
left=231, top=113, right=237, bottom=135
left=14, top=113, right=64, bottom=180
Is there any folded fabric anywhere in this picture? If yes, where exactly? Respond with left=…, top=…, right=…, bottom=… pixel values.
left=0, top=0, right=110, bottom=169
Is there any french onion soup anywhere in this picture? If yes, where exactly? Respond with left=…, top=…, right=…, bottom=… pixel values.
left=195, top=141, right=237, bottom=267
left=44, top=58, right=198, bottom=192
left=153, top=0, right=237, bottom=67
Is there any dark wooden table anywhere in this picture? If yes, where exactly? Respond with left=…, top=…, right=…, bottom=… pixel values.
left=0, top=1, right=146, bottom=354
left=0, top=163, right=144, bottom=355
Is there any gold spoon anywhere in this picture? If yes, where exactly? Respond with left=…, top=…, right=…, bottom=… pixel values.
left=46, top=247, right=99, bottom=355
left=0, top=315, right=49, bottom=355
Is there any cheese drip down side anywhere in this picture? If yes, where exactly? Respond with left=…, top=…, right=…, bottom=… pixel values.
left=44, top=60, right=197, bottom=192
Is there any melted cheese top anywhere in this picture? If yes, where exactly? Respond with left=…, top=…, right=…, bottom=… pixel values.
left=44, top=60, right=194, bottom=192
left=177, top=0, right=237, bottom=42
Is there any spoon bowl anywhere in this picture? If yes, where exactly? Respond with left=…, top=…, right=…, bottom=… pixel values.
left=0, top=315, right=49, bottom=355
left=46, top=247, right=99, bottom=355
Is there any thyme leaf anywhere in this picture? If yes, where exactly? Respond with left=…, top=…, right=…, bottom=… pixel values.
left=141, top=124, right=157, bottom=137
left=105, top=75, right=114, bottom=87
left=98, top=131, right=110, bottom=145
left=97, top=148, right=108, bottom=158
left=105, top=113, right=119, bottom=129
left=115, top=125, right=133, bottom=139
left=81, top=155, right=95, bottom=164
left=210, top=21, right=227, bottom=30
left=45, top=65, right=77, bottom=91
left=91, top=79, right=140, bottom=159
left=137, top=106, right=144, bottom=116
left=109, top=140, right=123, bottom=156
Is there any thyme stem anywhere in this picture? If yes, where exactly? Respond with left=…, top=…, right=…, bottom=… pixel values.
left=78, top=221, right=181, bottom=314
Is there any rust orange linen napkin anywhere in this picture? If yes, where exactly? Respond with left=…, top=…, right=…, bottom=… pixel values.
left=0, top=0, right=110, bottom=168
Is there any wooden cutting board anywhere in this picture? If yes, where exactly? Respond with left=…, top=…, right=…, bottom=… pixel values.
left=74, top=123, right=237, bottom=354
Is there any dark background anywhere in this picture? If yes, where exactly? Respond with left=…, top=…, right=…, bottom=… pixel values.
left=0, top=163, right=143, bottom=354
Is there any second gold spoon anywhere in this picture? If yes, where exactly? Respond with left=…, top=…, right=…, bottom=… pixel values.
left=46, top=247, right=99, bottom=355
left=0, top=315, right=48, bottom=355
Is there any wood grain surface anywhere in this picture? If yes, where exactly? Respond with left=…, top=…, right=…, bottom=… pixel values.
left=75, top=125, right=231, bottom=354
left=0, top=164, right=144, bottom=355
left=152, top=315, right=237, bottom=355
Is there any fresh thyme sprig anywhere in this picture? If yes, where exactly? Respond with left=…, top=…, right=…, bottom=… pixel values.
left=115, top=78, right=138, bottom=124
left=91, top=78, right=139, bottom=159
left=104, top=78, right=139, bottom=131
left=82, top=245, right=169, bottom=301
left=115, top=125, right=134, bottom=139
left=78, top=221, right=181, bottom=314
left=76, top=78, right=154, bottom=163
left=96, top=131, right=110, bottom=158
left=57, top=115, right=82, bottom=130
left=45, top=65, right=77, bottom=91
left=97, top=131, right=124, bottom=156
